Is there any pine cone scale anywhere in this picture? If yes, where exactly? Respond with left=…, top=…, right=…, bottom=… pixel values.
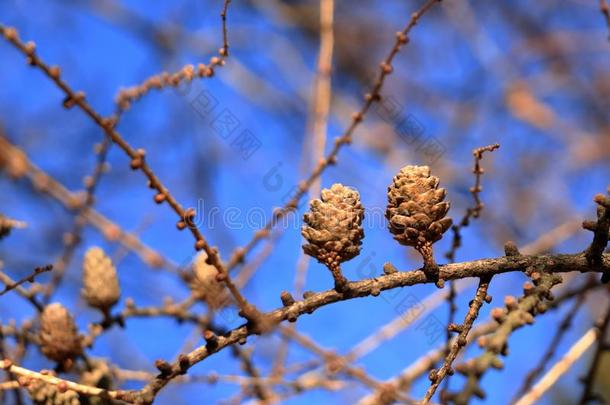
left=302, top=184, right=365, bottom=266
left=82, top=247, right=121, bottom=313
left=386, top=165, right=452, bottom=269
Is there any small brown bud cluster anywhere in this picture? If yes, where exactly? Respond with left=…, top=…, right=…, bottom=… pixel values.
left=386, top=165, right=452, bottom=270
left=39, top=303, right=83, bottom=364
left=26, top=376, right=79, bottom=405
left=82, top=247, right=121, bottom=313
left=115, top=57, right=223, bottom=111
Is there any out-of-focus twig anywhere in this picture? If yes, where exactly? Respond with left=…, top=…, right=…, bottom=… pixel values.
left=0, top=18, right=262, bottom=326
left=223, top=0, right=442, bottom=274
left=358, top=278, right=603, bottom=405
left=271, top=0, right=336, bottom=381
left=422, top=276, right=492, bottom=403
left=514, top=327, right=598, bottom=405
left=0, top=135, right=177, bottom=272
left=0, top=359, right=131, bottom=402
left=579, top=300, right=610, bottom=404
left=0, top=265, right=52, bottom=298
left=512, top=285, right=588, bottom=401
left=43, top=136, right=111, bottom=303
left=0, top=215, right=26, bottom=240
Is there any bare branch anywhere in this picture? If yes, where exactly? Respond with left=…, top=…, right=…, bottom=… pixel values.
left=579, top=300, right=610, bottom=404
left=0, top=265, right=52, bottom=300
left=423, top=276, right=492, bottom=403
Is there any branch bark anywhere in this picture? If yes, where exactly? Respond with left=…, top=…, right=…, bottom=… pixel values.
left=121, top=252, right=608, bottom=403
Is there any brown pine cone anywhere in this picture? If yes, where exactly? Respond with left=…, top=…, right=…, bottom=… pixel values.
left=82, top=247, right=121, bottom=313
left=302, top=184, right=364, bottom=291
left=190, top=252, right=226, bottom=309
left=39, top=303, right=83, bottom=364
left=386, top=165, right=452, bottom=269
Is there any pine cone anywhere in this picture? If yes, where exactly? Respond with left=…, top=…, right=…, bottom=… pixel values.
left=39, top=303, right=83, bottom=363
left=386, top=165, right=452, bottom=269
left=27, top=378, right=79, bottom=405
left=190, top=252, right=226, bottom=309
left=82, top=247, right=121, bottom=312
left=302, top=184, right=364, bottom=291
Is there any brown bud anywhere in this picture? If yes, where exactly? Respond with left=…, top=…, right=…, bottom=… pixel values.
left=154, top=193, right=166, bottom=204
left=504, top=295, right=518, bottom=311
left=280, top=291, right=295, bottom=307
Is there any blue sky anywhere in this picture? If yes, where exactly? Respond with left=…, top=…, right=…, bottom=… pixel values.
left=1, top=1, right=610, bottom=404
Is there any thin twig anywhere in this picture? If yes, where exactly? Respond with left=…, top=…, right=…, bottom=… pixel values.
left=583, top=188, right=610, bottom=281
left=579, top=299, right=610, bottom=404
left=231, top=346, right=275, bottom=403
left=223, top=0, right=442, bottom=274
left=358, top=278, right=603, bottom=405
left=445, top=143, right=501, bottom=262
left=113, top=0, right=232, bottom=115
left=0, top=21, right=262, bottom=325
left=447, top=271, right=564, bottom=404
left=0, top=265, right=52, bottom=298
left=122, top=251, right=607, bottom=404
left=512, top=286, right=588, bottom=401
left=442, top=143, right=499, bottom=390
left=0, top=360, right=133, bottom=402
left=43, top=136, right=111, bottom=303
left=422, top=276, right=492, bottom=403
left=0, top=135, right=177, bottom=272
left=272, top=0, right=335, bottom=380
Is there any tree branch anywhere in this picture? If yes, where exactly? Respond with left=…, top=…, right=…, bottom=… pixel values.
left=120, top=251, right=607, bottom=403
left=423, top=276, right=492, bottom=403
left=0, top=264, right=53, bottom=296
